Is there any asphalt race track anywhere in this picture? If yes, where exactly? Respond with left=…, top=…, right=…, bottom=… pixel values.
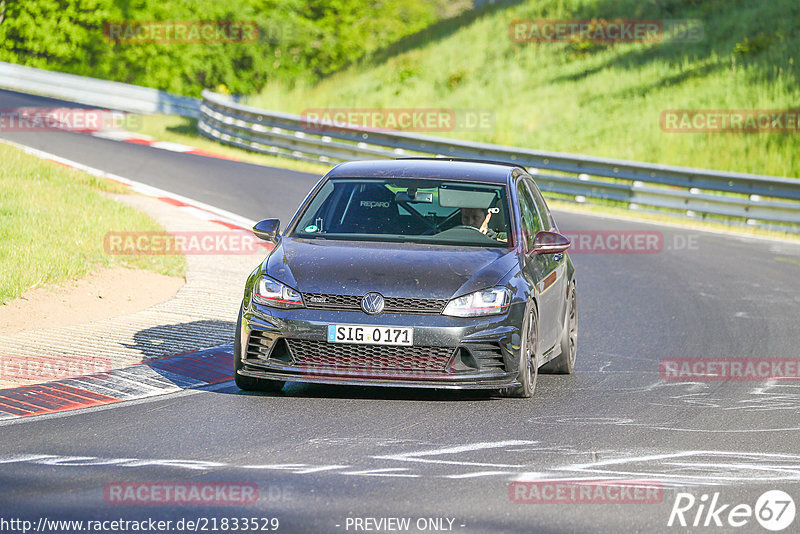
left=2, top=89, right=800, bottom=533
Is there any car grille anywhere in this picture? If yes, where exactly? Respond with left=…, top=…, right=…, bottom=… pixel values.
left=303, top=293, right=447, bottom=315
left=285, top=339, right=455, bottom=374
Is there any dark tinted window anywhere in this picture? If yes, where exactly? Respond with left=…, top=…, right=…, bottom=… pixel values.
left=292, top=178, right=512, bottom=248
left=517, top=181, right=544, bottom=248
left=525, top=177, right=556, bottom=230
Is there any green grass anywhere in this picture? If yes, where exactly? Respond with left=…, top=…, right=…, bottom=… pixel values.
left=0, top=143, right=186, bottom=304
left=248, top=0, right=799, bottom=178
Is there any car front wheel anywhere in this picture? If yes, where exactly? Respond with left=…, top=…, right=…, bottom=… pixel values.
left=500, top=305, right=538, bottom=398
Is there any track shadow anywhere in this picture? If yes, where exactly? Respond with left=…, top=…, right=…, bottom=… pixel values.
left=217, top=379, right=498, bottom=402
left=123, top=320, right=235, bottom=360
left=164, top=116, right=198, bottom=135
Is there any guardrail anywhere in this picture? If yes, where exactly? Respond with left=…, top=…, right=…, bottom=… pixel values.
left=0, top=61, right=200, bottom=117
left=1, top=62, right=796, bottom=230
left=199, top=90, right=800, bottom=231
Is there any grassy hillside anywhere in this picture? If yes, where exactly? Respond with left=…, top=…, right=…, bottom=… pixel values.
left=250, top=0, right=799, bottom=177
left=0, top=0, right=467, bottom=96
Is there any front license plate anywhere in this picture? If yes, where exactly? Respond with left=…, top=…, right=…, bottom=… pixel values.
left=327, top=324, right=413, bottom=346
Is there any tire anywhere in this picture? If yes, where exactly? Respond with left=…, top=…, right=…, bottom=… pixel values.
left=234, top=307, right=285, bottom=393
left=541, top=284, right=577, bottom=375
left=500, top=305, right=538, bottom=398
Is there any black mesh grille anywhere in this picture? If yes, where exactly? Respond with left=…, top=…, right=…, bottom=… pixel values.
left=384, top=297, right=447, bottom=314
left=303, top=293, right=447, bottom=314
left=303, top=294, right=360, bottom=310
left=286, top=339, right=455, bottom=374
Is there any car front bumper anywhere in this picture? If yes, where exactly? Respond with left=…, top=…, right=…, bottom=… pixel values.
left=237, top=301, right=526, bottom=390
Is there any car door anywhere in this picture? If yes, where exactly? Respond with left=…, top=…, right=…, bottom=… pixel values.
left=516, top=178, right=560, bottom=352
left=526, top=176, right=569, bottom=345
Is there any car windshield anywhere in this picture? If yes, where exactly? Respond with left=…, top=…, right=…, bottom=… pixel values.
left=291, top=178, right=511, bottom=247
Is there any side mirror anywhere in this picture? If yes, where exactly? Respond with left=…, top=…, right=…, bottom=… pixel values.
left=253, top=219, right=281, bottom=243
left=530, top=231, right=570, bottom=255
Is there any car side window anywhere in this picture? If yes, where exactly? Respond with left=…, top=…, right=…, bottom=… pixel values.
left=525, top=178, right=556, bottom=231
left=517, top=181, right=543, bottom=248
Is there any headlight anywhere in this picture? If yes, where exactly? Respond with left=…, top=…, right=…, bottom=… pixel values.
left=253, top=276, right=304, bottom=309
left=443, top=287, right=511, bottom=317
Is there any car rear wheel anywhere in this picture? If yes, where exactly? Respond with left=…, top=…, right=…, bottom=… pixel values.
left=234, top=307, right=285, bottom=393
left=500, top=306, right=538, bottom=398
left=541, top=284, right=577, bottom=374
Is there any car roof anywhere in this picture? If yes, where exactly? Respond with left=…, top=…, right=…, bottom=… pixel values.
left=325, top=159, right=522, bottom=185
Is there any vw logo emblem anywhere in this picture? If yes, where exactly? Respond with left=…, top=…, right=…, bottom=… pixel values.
left=361, top=292, right=385, bottom=315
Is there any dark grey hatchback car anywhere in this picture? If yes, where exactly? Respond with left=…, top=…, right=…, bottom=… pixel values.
left=235, top=158, right=577, bottom=397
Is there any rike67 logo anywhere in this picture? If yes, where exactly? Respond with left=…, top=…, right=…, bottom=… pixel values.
left=668, top=490, right=796, bottom=531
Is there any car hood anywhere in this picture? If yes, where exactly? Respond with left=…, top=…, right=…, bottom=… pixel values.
left=264, top=238, right=518, bottom=299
